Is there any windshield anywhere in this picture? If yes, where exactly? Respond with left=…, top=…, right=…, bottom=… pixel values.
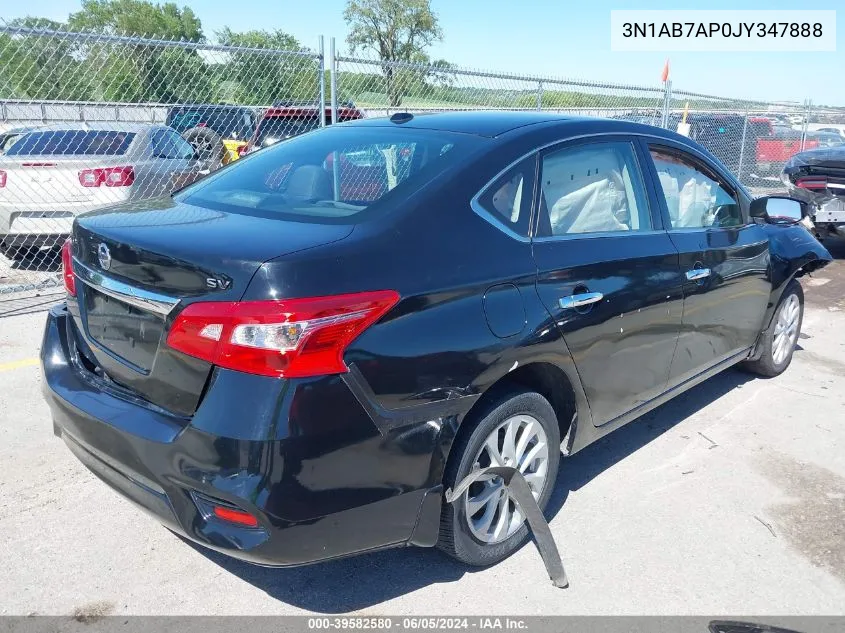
left=6, top=130, right=136, bottom=156
left=167, top=108, right=253, bottom=139
left=255, top=117, right=322, bottom=147
left=179, top=125, right=483, bottom=223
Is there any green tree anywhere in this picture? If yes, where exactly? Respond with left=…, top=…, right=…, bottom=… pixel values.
left=68, top=0, right=202, bottom=40
left=0, top=17, right=92, bottom=100
left=66, top=0, right=209, bottom=104
left=216, top=28, right=318, bottom=106
left=343, top=0, right=442, bottom=107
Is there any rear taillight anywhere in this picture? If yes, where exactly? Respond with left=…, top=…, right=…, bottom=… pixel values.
left=0, top=170, right=6, bottom=188
left=166, top=290, right=400, bottom=378
left=78, top=166, right=135, bottom=187
left=212, top=506, right=258, bottom=527
left=236, top=142, right=248, bottom=156
left=796, top=177, right=828, bottom=190
left=61, top=238, right=76, bottom=297
left=191, top=492, right=260, bottom=528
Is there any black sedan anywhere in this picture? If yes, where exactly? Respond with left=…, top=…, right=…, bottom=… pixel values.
left=42, top=111, right=831, bottom=569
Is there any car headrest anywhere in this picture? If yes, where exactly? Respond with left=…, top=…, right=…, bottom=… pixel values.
left=285, top=165, right=332, bottom=203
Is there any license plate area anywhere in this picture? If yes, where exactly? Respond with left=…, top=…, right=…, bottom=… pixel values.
left=817, top=197, right=845, bottom=223
left=83, top=287, right=164, bottom=372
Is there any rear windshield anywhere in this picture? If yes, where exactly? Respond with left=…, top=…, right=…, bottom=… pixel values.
left=167, top=108, right=253, bottom=139
left=6, top=130, right=136, bottom=156
left=256, top=116, right=321, bottom=148
left=179, top=126, right=483, bottom=223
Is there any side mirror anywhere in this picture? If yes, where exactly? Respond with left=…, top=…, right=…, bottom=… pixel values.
left=750, top=196, right=806, bottom=224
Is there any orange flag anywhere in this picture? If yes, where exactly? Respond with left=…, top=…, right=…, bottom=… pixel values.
left=661, top=58, right=670, bottom=83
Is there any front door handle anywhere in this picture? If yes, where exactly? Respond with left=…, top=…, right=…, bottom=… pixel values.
left=559, top=292, right=604, bottom=309
left=685, top=268, right=711, bottom=281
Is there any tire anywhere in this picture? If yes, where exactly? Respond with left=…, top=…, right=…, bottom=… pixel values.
left=743, top=279, right=804, bottom=377
left=181, top=127, right=224, bottom=169
left=437, top=388, right=561, bottom=567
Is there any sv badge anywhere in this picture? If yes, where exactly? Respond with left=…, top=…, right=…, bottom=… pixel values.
left=206, top=277, right=232, bottom=290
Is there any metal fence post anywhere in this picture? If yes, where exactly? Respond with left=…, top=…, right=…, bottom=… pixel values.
left=536, top=81, right=543, bottom=111
left=661, top=80, right=672, bottom=129
left=737, top=106, right=749, bottom=182
left=800, top=98, right=812, bottom=151
left=329, top=37, right=338, bottom=125
left=318, top=35, right=326, bottom=127
left=329, top=37, right=340, bottom=201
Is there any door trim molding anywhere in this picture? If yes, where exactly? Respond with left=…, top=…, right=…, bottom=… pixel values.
left=595, top=347, right=750, bottom=429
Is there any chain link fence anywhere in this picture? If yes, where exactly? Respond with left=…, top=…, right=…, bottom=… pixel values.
left=1, top=24, right=844, bottom=315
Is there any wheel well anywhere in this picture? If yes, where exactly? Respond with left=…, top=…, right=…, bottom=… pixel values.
left=464, top=362, right=577, bottom=448
left=794, top=259, right=827, bottom=278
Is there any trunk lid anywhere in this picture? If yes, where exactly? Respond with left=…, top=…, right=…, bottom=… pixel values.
left=70, top=196, right=353, bottom=416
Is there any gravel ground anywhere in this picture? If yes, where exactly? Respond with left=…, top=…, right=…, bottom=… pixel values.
left=0, top=245, right=843, bottom=616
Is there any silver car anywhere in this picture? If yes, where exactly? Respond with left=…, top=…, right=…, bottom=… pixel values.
left=0, top=123, right=200, bottom=260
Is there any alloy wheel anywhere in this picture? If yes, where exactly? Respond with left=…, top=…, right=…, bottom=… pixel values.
left=772, top=294, right=800, bottom=366
left=464, top=414, right=549, bottom=544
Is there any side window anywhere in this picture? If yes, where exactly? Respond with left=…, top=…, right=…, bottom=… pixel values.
left=168, top=131, right=195, bottom=159
left=475, top=159, right=535, bottom=238
left=242, top=111, right=254, bottom=138
left=150, top=130, right=171, bottom=158
left=151, top=130, right=194, bottom=159
left=538, top=142, right=651, bottom=236
left=649, top=148, right=743, bottom=229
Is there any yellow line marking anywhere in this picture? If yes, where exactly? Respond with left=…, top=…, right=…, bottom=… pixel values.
left=0, top=358, right=39, bottom=372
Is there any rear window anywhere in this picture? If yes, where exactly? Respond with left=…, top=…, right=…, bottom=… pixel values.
left=6, top=130, right=136, bottom=156
left=255, top=116, right=321, bottom=148
left=179, top=126, right=483, bottom=223
left=167, top=108, right=253, bottom=139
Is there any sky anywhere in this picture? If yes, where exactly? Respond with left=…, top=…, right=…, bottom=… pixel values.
left=3, top=0, right=843, bottom=105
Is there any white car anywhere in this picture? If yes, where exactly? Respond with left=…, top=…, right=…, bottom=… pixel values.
left=0, top=123, right=201, bottom=260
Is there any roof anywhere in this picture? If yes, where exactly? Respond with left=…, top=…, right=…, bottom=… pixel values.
left=169, top=104, right=255, bottom=111
left=7, top=122, right=160, bottom=133
left=345, top=110, right=682, bottom=139
left=346, top=110, right=573, bottom=137
left=261, top=105, right=363, bottom=119
left=0, top=125, right=43, bottom=135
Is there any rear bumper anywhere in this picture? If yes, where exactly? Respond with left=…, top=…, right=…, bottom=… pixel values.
left=0, top=208, right=76, bottom=235
left=41, top=305, right=445, bottom=567
left=1, top=233, right=67, bottom=252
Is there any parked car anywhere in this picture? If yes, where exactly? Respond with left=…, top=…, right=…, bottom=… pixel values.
left=782, top=145, right=845, bottom=240
left=0, top=123, right=201, bottom=260
left=755, top=124, right=820, bottom=177
left=166, top=104, right=258, bottom=167
left=0, top=126, right=41, bottom=154
left=244, top=100, right=365, bottom=153
left=669, top=113, right=767, bottom=179
left=43, top=112, right=830, bottom=570
left=807, top=130, right=844, bottom=148
left=813, top=126, right=845, bottom=140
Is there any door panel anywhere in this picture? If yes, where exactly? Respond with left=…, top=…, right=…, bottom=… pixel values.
left=644, top=144, right=771, bottom=386
left=533, top=235, right=684, bottom=425
left=666, top=227, right=770, bottom=385
left=531, top=138, right=683, bottom=427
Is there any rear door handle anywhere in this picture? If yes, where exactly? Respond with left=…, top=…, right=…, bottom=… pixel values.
left=686, top=268, right=711, bottom=281
left=559, top=292, right=603, bottom=309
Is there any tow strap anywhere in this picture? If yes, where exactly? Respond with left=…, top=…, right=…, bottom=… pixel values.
left=444, top=466, right=569, bottom=588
